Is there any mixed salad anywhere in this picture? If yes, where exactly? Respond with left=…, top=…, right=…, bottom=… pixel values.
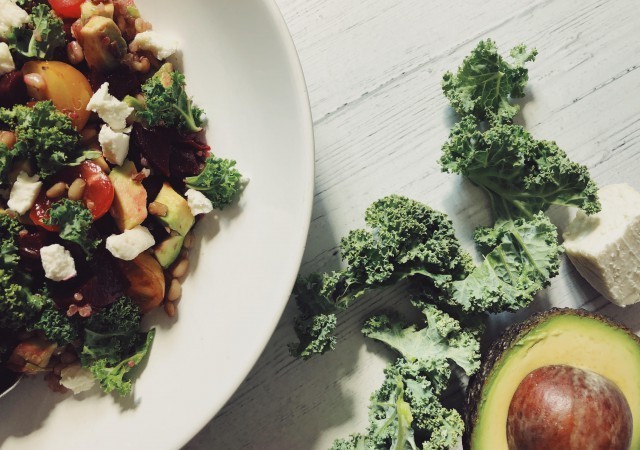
left=0, top=0, right=242, bottom=396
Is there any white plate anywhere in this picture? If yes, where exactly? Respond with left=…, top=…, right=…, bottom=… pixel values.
left=0, top=0, right=314, bottom=448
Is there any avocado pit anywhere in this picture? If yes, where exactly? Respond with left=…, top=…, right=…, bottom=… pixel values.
left=507, top=365, right=632, bottom=450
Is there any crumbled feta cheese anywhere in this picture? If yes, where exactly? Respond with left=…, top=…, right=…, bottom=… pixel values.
left=106, top=225, right=155, bottom=261
left=7, top=171, right=42, bottom=215
left=99, top=125, right=130, bottom=166
left=185, top=189, right=213, bottom=215
left=0, top=42, right=15, bottom=76
left=86, top=82, right=133, bottom=131
left=0, top=0, right=29, bottom=39
left=60, top=364, right=96, bottom=395
left=41, top=244, right=77, bottom=282
left=130, top=31, right=178, bottom=60
left=563, top=183, right=640, bottom=306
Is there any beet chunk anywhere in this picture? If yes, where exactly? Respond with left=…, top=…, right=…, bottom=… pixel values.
left=130, top=123, right=173, bottom=177
left=0, top=72, right=28, bottom=108
left=88, top=66, right=141, bottom=100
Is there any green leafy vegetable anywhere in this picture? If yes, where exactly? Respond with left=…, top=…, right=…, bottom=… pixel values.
left=333, top=307, right=480, bottom=450
left=30, top=299, right=79, bottom=346
left=45, top=199, right=101, bottom=256
left=290, top=195, right=474, bottom=359
left=88, top=329, right=155, bottom=396
left=0, top=214, right=46, bottom=332
left=0, top=101, right=83, bottom=179
left=184, top=155, right=242, bottom=209
left=134, top=68, right=204, bottom=133
left=442, top=39, right=537, bottom=122
left=6, top=4, right=67, bottom=60
left=0, top=143, right=20, bottom=186
left=440, top=116, right=601, bottom=221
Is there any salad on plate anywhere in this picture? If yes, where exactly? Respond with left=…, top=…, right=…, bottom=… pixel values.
left=0, top=0, right=242, bottom=397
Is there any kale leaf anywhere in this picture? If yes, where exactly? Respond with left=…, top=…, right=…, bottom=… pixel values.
left=0, top=101, right=82, bottom=179
left=7, top=4, right=67, bottom=60
left=440, top=116, right=601, bottom=221
left=45, top=199, right=101, bottom=256
left=442, top=39, right=537, bottom=122
left=184, top=155, right=243, bottom=209
left=30, top=299, right=79, bottom=346
left=135, top=68, right=204, bottom=133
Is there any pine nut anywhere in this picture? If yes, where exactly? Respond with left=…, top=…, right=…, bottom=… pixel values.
left=93, top=156, right=111, bottom=173
left=132, top=56, right=151, bottom=74
left=167, top=279, right=182, bottom=302
left=67, top=178, right=87, bottom=201
left=164, top=301, right=176, bottom=317
left=171, top=258, right=189, bottom=278
left=183, top=232, right=194, bottom=249
left=23, top=73, right=46, bottom=91
left=0, top=131, right=16, bottom=148
left=148, top=201, right=168, bottom=217
left=46, top=182, right=67, bottom=199
left=67, top=41, right=84, bottom=65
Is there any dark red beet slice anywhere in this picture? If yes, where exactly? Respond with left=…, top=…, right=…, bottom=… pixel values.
left=130, top=123, right=173, bottom=177
left=88, top=66, right=141, bottom=100
left=0, top=72, right=28, bottom=108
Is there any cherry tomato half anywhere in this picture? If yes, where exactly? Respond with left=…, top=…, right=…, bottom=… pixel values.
left=47, top=0, right=84, bottom=19
left=30, top=161, right=114, bottom=230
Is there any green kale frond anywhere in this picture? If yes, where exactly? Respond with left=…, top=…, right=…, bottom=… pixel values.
left=0, top=101, right=82, bottom=179
left=136, top=68, right=204, bottom=133
left=440, top=116, right=601, bottom=221
left=88, top=328, right=155, bottom=396
left=7, top=4, right=67, bottom=60
left=184, top=155, right=242, bottom=209
left=290, top=196, right=474, bottom=359
left=0, top=143, right=20, bottom=186
left=45, top=199, right=101, bottom=256
left=442, top=39, right=537, bottom=122
left=30, top=299, right=79, bottom=346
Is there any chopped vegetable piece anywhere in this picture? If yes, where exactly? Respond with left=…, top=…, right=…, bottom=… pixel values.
left=184, top=155, right=242, bottom=210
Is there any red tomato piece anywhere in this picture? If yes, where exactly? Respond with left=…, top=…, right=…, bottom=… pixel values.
left=30, top=161, right=115, bottom=230
left=47, top=0, right=84, bottom=19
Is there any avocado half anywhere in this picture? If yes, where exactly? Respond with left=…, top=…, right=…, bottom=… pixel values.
left=464, top=308, right=640, bottom=449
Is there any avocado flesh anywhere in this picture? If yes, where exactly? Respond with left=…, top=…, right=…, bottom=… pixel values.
left=466, top=308, right=640, bottom=450
left=154, top=182, right=194, bottom=237
left=154, top=234, right=184, bottom=269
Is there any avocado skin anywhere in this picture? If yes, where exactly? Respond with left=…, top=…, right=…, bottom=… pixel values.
left=463, top=308, right=640, bottom=450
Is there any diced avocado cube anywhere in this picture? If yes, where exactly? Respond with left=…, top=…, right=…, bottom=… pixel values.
left=154, top=234, right=185, bottom=269
left=109, top=160, right=148, bottom=231
left=153, top=182, right=194, bottom=236
left=80, top=16, right=127, bottom=72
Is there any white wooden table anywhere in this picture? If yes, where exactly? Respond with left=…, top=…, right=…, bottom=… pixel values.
left=186, top=0, right=640, bottom=448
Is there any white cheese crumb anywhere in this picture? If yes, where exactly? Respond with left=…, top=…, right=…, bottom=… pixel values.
left=41, top=244, right=77, bottom=282
left=86, top=82, right=133, bottom=131
left=7, top=171, right=42, bottom=215
left=106, top=225, right=155, bottom=261
left=60, top=363, right=96, bottom=395
left=99, top=125, right=130, bottom=166
left=0, top=0, right=29, bottom=39
left=185, top=189, right=213, bottom=216
left=563, top=183, right=640, bottom=307
left=130, top=31, right=178, bottom=60
left=0, top=42, right=15, bottom=76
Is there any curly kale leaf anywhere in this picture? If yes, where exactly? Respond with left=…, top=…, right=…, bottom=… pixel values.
left=290, top=196, right=474, bottom=359
left=0, top=143, right=20, bottom=186
left=332, top=358, right=464, bottom=450
left=0, top=101, right=82, bottom=179
left=45, top=199, right=101, bottom=256
left=440, top=116, right=601, bottom=221
left=30, top=299, right=79, bottom=346
left=80, top=296, right=143, bottom=366
left=442, top=39, right=537, bottom=121
left=7, top=4, right=67, bottom=60
left=363, top=305, right=480, bottom=376
left=184, top=155, right=242, bottom=209
left=0, top=214, right=46, bottom=332
left=135, top=68, right=204, bottom=133
left=88, top=328, right=154, bottom=396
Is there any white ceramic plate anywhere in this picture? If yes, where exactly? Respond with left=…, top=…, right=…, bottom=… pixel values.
left=0, top=0, right=314, bottom=448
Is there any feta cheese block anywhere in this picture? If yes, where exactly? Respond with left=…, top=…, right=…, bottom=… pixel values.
left=60, top=364, right=96, bottom=395
left=0, top=42, right=15, bottom=76
left=86, top=82, right=133, bottom=131
left=99, top=125, right=130, bottom=166
left=7, top=171, right=42, bottom=215
left=185, top=189, right=213, bottom=215
left=41, top=244, right=77, bottom=282
left=130, top=31, right=178, bottom=60
left=0, top=0, right=29, bottom=39
left=106, top=225, right=155, bottom=261
left=563, top=183, right=640, bottom=306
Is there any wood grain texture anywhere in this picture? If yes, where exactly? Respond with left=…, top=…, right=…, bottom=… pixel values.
left=186, top=0, right=640, bottom=448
